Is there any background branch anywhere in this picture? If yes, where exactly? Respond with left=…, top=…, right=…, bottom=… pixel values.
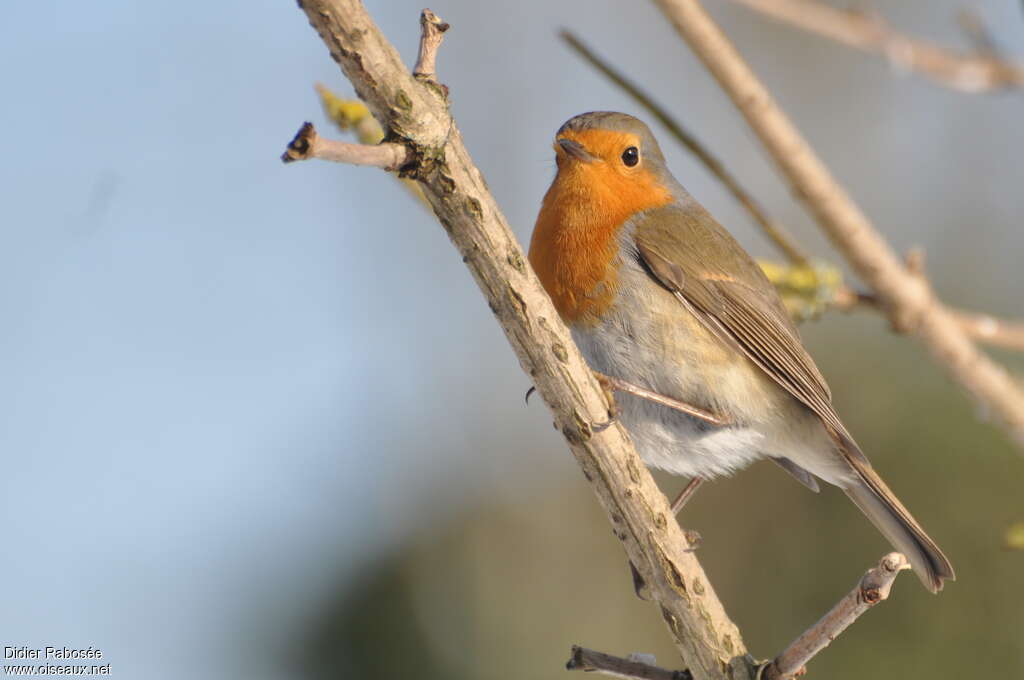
left=652, top=0, right=1024, bottom=447
left=290, top=3, right=757, bottom=679
left=956, top=8, right=1000, bottom=57
left=947, top=309, right=1024, bottom=353
left=835, top=288, right=1024, bottom=352
left=724, top=0, right=1024, bottom=93
left=568, top=549, right=911, bottom=680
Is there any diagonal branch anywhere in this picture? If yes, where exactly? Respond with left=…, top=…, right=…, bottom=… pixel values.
left=287, top=3, right=757, bottom=679
left=761, top=553, right=910, bottom=680
left=724, top=0, right=1024, bottom=93
left=652, top=0, right=1024, bottom=448
left=569, top=554, right=910, bottom=680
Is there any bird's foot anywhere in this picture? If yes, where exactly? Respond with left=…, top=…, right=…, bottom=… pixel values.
left=629, top=527, right=703, bottom=600
left=682, top=528, right=703, bottom=552
left=592, top=372, right=620, bottom=432
left=629, top=560, right=651, bottom=600
left=670, top=479, right=703, bottom=552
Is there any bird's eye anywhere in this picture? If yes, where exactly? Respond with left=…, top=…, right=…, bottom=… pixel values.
left=621, top=146, right=639, bottom=167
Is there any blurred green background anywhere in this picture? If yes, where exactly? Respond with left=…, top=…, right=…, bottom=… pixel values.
left=2, top=1, right=1021, bottom=679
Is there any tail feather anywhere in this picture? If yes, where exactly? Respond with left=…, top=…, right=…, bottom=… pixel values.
left=842, top=455, right=955, bottom=593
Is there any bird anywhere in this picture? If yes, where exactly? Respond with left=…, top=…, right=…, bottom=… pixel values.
left=527, top=111, right=954, bottom=593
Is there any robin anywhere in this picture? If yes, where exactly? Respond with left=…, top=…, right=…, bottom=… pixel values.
left=528, top=111, right=954, bottom=592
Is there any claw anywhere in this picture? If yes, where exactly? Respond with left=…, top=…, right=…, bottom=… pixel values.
left=629, top=560, right=651, bottom=600
left=593, top=372, right=620, bottom=424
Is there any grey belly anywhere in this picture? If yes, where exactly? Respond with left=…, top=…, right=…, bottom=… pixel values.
left=570, top=296, right=850, bottom=485
left=572, top=319, right=770, bottom=480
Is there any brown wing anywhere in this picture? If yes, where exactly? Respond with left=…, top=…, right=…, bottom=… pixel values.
left=633, top=206, right=954, bottom=591
left=633, top=204, right=866, bottom=463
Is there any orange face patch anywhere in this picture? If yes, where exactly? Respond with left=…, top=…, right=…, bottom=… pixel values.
left=528, top=128, right=673, bottom=326
left=557, top=129, right=640, bottom=167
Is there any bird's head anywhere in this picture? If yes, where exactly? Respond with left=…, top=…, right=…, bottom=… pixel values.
left=552, top=111, right=670, bottom=194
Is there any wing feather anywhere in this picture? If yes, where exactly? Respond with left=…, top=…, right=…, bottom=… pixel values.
left=634, top=206, right=866, bottom=464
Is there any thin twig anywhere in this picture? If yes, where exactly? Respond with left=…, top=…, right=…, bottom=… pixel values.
left=956, top=9, right=999, bottom=57
left=566, top=646, right=692, bottom=680
left=413, top=9, right=449, bottom=81
left=724, top=0, right=1024, bottom=93
left=281, top=122, right=408, bottom=168
left=312, top=85, right=432, bottom=205
left=760, top=553, right=910, bottom=680
left=653, top=0, right=1024, bottom=446
left=288, top=4, right=756, bottom=679
left=598, top=372, right=731, bottom=426
left=560, top=30, right=809, bottom=265
left=947, top=309, right=1024, bottom=352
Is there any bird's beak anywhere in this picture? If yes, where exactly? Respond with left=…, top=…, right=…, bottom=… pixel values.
left=556, top=137, right=599, bottom=163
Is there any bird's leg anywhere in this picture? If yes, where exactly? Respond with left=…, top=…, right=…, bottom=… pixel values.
left=669, top=478, right=705, bottom=550
left=671, top=477, right=703, bottom=514
left=594, top=372, right=620, bottom=415
left=631, top=480, right=705, bottom=599
left=591, top=372, right=621, bottom=433
left=593, top=372, right=730, bottom=427
left=667, top=477, right=708, bottom=553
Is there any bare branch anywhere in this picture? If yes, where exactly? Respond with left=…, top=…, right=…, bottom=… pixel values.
left=834, top=287, right=1024, bottom=352
left=560, top=30, right=809, bottom=266
left=956, top=9, right=999, bottom=57
left=289, top=3, right=756, bottom=678
left=949, top=309, right=1024, bottom=353
left=567, top=646, right=692, bottom=680
left=312, top=86, right=432, bottom=205
left=281, top=122, right=408, bottom=168
left=761, top=553, right=910, bottom=680
left=724, top=0, right=1024, bottom=93
left=652, top=0, right=1024, bottom=447
left=413, top=9, right=450, bottom=81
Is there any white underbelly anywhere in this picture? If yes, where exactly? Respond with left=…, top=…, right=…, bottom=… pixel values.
left=571, top=285, right=852, bottom=486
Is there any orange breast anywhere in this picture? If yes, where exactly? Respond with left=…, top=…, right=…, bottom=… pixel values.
left=529, top=143, right=672, bottom=326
